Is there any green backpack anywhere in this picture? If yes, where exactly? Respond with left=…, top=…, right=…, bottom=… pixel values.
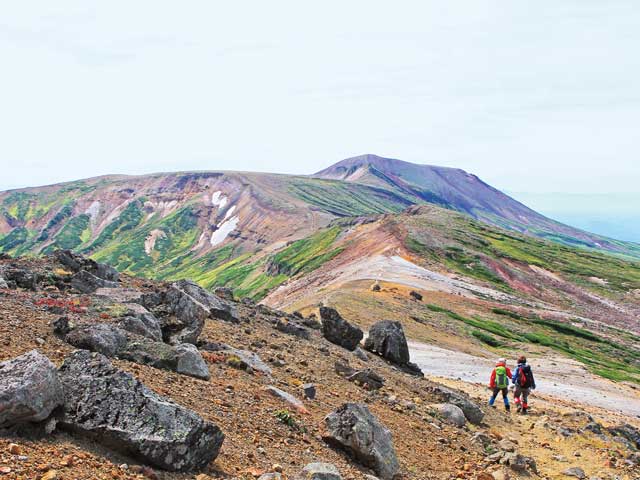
left=495, top=366, right=508, bottom=389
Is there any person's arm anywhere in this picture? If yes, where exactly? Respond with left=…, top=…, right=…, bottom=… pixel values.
left=512, top=366, right=519, bottom=384
left=506, top=367, right=512, bottom=382
left=489, top=368, right=496, bottom=388
left=531, top=370, right=536, bottom=390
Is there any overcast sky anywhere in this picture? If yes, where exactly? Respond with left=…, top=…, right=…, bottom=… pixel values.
left=1, top=1, right=639, bottom=198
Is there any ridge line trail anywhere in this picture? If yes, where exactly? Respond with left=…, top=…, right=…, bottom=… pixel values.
left=408, top=340, right=640, bottom=418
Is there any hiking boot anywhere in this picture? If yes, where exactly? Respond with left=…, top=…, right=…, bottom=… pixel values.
left=505, top=404, right=511, bottom=412
left=516, top=405, right=522, bottom=413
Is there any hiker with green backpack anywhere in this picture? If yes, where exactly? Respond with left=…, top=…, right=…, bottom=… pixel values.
left=488, top=358, right=512, bottom=411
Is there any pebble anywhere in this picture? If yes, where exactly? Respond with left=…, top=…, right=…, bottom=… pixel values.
left=7, top=443, right=22, bottom=455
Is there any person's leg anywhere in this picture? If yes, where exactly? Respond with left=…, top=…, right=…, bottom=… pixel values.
left=513, top=385, right=521, bottom=410
left=489, top=387, right=499, bottom=406
left=501, top=388, right=510, bottom=411
left=522, top=388, right=530, bottom=412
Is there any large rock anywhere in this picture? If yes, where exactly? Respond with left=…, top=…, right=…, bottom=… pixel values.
left=364, top=320, right=409, bottom=365
left=70, top=270, right=119, bottom=294
left=0, top=267, right=38, bottom=290
left=53, top=249, right=119, bottom=282
left=119, top=311, right=163, bottom=341
left=175, top=343, right=210, bottom=380
left=0, top=351, right=64, bottom=427
left=323, top=403, right=400, bottom=480
left=319, top=307, right=363, bottom=351
left=58, top=350, right=223, bottom=471
left=200, top=342, right=272, bottom=376
left=427, top=385, right=484, bottom=425
left=347, top=369, right=385, bottom=390
left=65, top=324, right=128, bottom=357
left=295, top=463, right=342, bottom=480
left=163, top=280, right=238, bottom=344
left=275, top=319, right=311, bottom=339
left=608, top=424, right=640, bottom=449
left=435, top=403, right=466, bottom=427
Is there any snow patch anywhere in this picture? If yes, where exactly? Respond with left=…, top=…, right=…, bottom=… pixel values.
left=210, top=215, right=239, bottom=246
left=211, top=191, right=228, bottom=209
left=144, top=229, right=167, bottom=255
left=223, top=205, right=236, bottom=220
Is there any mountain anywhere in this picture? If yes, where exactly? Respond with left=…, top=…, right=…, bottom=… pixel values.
left=314, top=154, right=640, bottom=257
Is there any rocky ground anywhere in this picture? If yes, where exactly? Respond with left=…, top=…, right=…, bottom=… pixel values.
left=1, top=252, right=639, bottom=480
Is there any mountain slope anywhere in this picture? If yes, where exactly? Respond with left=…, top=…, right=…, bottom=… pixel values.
left=314, top=154, right=640, bottom=258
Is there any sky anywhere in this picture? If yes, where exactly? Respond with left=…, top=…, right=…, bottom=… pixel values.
left=1, top=2, right=638, bottom=238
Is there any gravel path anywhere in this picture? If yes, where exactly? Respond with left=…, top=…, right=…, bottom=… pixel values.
left=409, top=340, right=640, bottom=418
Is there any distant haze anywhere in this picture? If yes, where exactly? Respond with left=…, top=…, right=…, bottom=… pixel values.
left=510, top=192, right=640, bottom=242
left=1, top=2, right=638, bottom=241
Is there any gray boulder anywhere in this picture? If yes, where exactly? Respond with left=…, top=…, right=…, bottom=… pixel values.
left=436, top=403, right=466, bottom=427
left=0, top=275, right=8, bottom=289
left=119, top=311, right=163, bottom=341
left=65, top=323, right=128, bottom=357
left=175, top=343, right=210, bottom=380
left=0, top=350, right=64, bottom=427
left=295, top=463, right=342, bottom=480
left=323, top=403, right=400, bottom=480
left=347, top=369, right=385, bottom=390
left=320, top=307, right=363, bottom=351
left=427, top=385, right=484, bottom=425
left=562, top=467, right=586, bottom=479
left=118, top=336, right=179, bottom=371
left=53, top=249, right=119, bottom=282
left=164, top=280, right=238, bottom=344
left=364, top=320, right=409, bottom=365
left=70, top=270, right=119, bottom=294
left=608, top=424, right=640, bottom=449
left=1, top=267, right=38, bottom=290
left=275, top=319, right=311, bottom=339
left=200, top=342, right=272, bottom=375
left=58, top=350, right=224, bottom=471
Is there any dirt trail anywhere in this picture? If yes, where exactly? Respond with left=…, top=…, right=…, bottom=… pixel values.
left=409, top=340, right=640, bottom=418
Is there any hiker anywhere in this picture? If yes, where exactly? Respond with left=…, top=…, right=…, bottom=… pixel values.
left=488, top=358, right=511, bottom=411
left=512, top=355, right=536, bottom=414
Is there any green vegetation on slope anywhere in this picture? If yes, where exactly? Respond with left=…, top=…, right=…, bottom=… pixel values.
left=84, top=200, right=145, bottom=253
left=43, top=214, right=91, bottom=252
left=288, top=178, right=412, bottom=217
left=425, top=303, right=640, bottom=384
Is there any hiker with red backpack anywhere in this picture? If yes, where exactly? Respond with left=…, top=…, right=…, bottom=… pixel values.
left=488, top=358, right=512, bottom=411
left=512, top=355, right=536, bottom=414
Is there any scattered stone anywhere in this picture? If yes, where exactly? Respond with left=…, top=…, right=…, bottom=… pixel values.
left=70, top=270, right=119, bottom=294
left=175, top=343, right=210, bottom=380
left=435, top=403, right=466, bottom=427
left=119, top=311, right=163, bottom=342
left=65, top=324, right=128, bottom=357
left=583, top=422, right=602, bottom=434
left=200, top=342, right=272, bottom=375
left=323, top=403, right=400, bottom=480
left=371, top=282, right=381, bottom=292
left=258, top=474, right=283, bottom=480
left=295, top=463, right=342, bottom=480
left=0, top=350, right=64, bottom=427
left=347, top=369, right=385, bottom=390
left=58, top=350, right=224, bottom=471
left=1, top=266, right=39, bottom=290
left=409, top=290, right=423, bottom=301
left=426, top=385, right=484, bottom=425
left=353, top=347, right=369, bottom=362
left=163, top=279, right=238, bottom=344
left=364, top=320, right=409, bottom=364
left=608, top=424, right=640, bottom=449
left=52, top=316, right=75, bottom=336
left=275, top=319, right=311, bottom=339
left=7, top=443, right=22, bottom=455
left=302, top=316, right=322, bottom=330
left=212, top=286, right=234, bottom=301
left=53, top=249, right=119, bottom=282
left=265, top=386, right=308, bottom=414
left=471, top=432, right=492, bottom=448
left=303, top=383, right=316, bottom=400
left=319, top=307, right=363, bottom=351
left=334, top=361, right=356, bottom=377
left=40, top=470, right=58, bottom=480
left=498, top=439, right=517, bottom=452
left=562, top=467, right=586, bottom=479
